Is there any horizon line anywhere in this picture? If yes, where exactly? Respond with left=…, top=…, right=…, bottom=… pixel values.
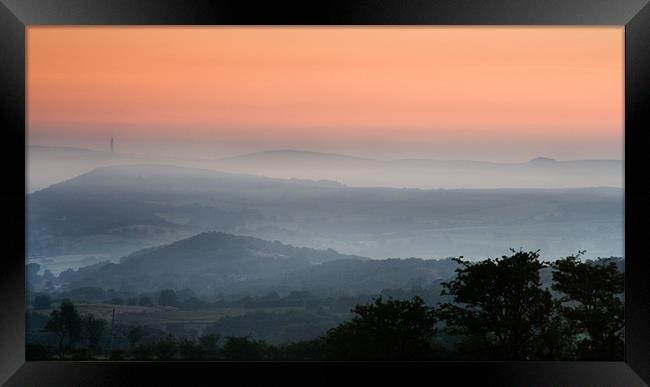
left=27, top=144, right=624, bottom=165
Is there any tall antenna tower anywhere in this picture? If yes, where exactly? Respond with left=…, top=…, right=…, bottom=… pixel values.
left=110, top=136, right=114, bottom=153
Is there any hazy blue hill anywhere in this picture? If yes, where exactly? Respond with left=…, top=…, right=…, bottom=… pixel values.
left=56, top=231, right=366, bottom=294
left=118, top=231, right=360, bottom=269
left=27, top=164, right=346, bottom=259
left=52, top=231, right=464, bottom=297
left=215, top=149, right=623, bottom=189
left=29, top=145, right=623, bottom=191
left=28, top=164, right=624, bottom=266
left=50, top=230, right=623, bottom=298
left=527, top=156, right=557, bottom=163
left=27, top=145, right=162, bottom=192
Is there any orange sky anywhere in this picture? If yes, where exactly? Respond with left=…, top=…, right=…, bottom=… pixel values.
left=27, top=27, right=623, bottom=161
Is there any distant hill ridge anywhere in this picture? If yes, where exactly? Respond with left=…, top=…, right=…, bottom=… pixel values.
left=55, top=231, right=463, bottom=296
left=215, top=149, right=623, bottom=190
left=222, top=149, right=620, bottom=165
left=118, top=230, right=364, bottom=266
left=28, top=162, right=624, bottom=262
left=57, top=231, right=366, bottom=293
left=48, top=230, right=623, bottom=298
left=29, top=145, right=623, bottom=192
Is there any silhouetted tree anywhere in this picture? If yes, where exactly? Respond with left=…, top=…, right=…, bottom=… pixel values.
left=152, top=334, right=178, bottom=360
left=158, top=289, right=179, bottom=307
left=552, top=253, right=624, bottom=360
left=82, top=314, right=107, bottom=353
left=25, top=343, right=55, bottom=361
left=197, top=333, right=220, bottom=359
left=127, top=325, right=144, bottom=351
left=436, top=250, right=554, bottom=360
left=43, top=300, right=83, bottom=359
left=176, top=334, right=220, bottom=360
left=277, top=339, right=322, bottom=360
left=109, top=349, right=127, bottom=360
left=534, top=307, right=576, bottom=360
left=138, top=295, right=153, bottom=307
left=221, top=336, right=272, bottom=361
left=321, top=296, right=438, bottom=360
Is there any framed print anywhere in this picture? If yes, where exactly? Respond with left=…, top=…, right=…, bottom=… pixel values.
left=1, top=0, right=649, bottom=386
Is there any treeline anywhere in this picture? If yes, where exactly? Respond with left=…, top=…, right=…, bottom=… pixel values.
left=29, top=285, right=445, bottom=314
left=27, top=250, right=624, bottom=361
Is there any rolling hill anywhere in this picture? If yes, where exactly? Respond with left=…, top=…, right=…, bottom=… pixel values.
left=27, top=164, right=623, bottom=270
left=53, top=231, right=459, bottom=296
left=216, top=149, right=623, bottom=189
left=29, top=146, right=623, bottom=192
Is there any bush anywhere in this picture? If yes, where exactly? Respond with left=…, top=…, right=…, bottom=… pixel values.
left=26, top=343, right=55, bottom=360
left=158, top=290, right=179, bottom=307
left=138, top=296, right=153, bottom=306
left=68, top=348, right=94, bottom=360
left=221, top=337, right=272, bottom=361
left=321, top=296, right=438, bottom=360
left=109, top=349, right=127, bottom=360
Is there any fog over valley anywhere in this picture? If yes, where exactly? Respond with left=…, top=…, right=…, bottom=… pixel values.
left=28, top=145, right=623, bottom=192
left=25, top=27, right=626, bottom=361
left=27, top=146, right=623, bottom=279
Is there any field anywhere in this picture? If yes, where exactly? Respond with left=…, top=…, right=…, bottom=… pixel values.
left=32, top=303, right=309, bottom=332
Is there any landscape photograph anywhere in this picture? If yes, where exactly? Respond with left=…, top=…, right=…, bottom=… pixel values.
left=26, top=27, right=624, bottom=361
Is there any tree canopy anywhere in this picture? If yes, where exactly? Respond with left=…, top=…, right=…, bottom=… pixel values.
left=43, top=299, right=83, bottom=359
left=321, top=296, right=438, bottom=360
left=552, top=253, right=624, bottom=360
left=436, top=250, right=554, bottom=360
left=29, top=250, right=625, bottom=361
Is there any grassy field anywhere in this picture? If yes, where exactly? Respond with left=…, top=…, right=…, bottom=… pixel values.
left=32, top=303, right=306, bottom=331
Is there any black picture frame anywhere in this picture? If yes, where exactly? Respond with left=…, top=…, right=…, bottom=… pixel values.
left=1, top=1, right=649, bottom=385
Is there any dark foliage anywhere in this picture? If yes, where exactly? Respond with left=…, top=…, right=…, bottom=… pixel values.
left=26, top=251, right=625, bottom=361
left=221, top=336, right=273, bottom=361
left=158, top=289, right=179, bottom=307
left=127, top=326, right=144, bottom=351
left=552, top=253, right=624, bottom=360
left=26, top=343, right=55, bottom=360
left=43, top=299, right=83, bottom=359
left=321, top=296, right=438, bottom=360
left=436, top=250, right=556, bottom=360
left=82, top=314, right=107, bottom=352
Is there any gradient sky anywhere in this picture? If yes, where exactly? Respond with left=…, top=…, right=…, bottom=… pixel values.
left=27, top=27, right=623, bottom=161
